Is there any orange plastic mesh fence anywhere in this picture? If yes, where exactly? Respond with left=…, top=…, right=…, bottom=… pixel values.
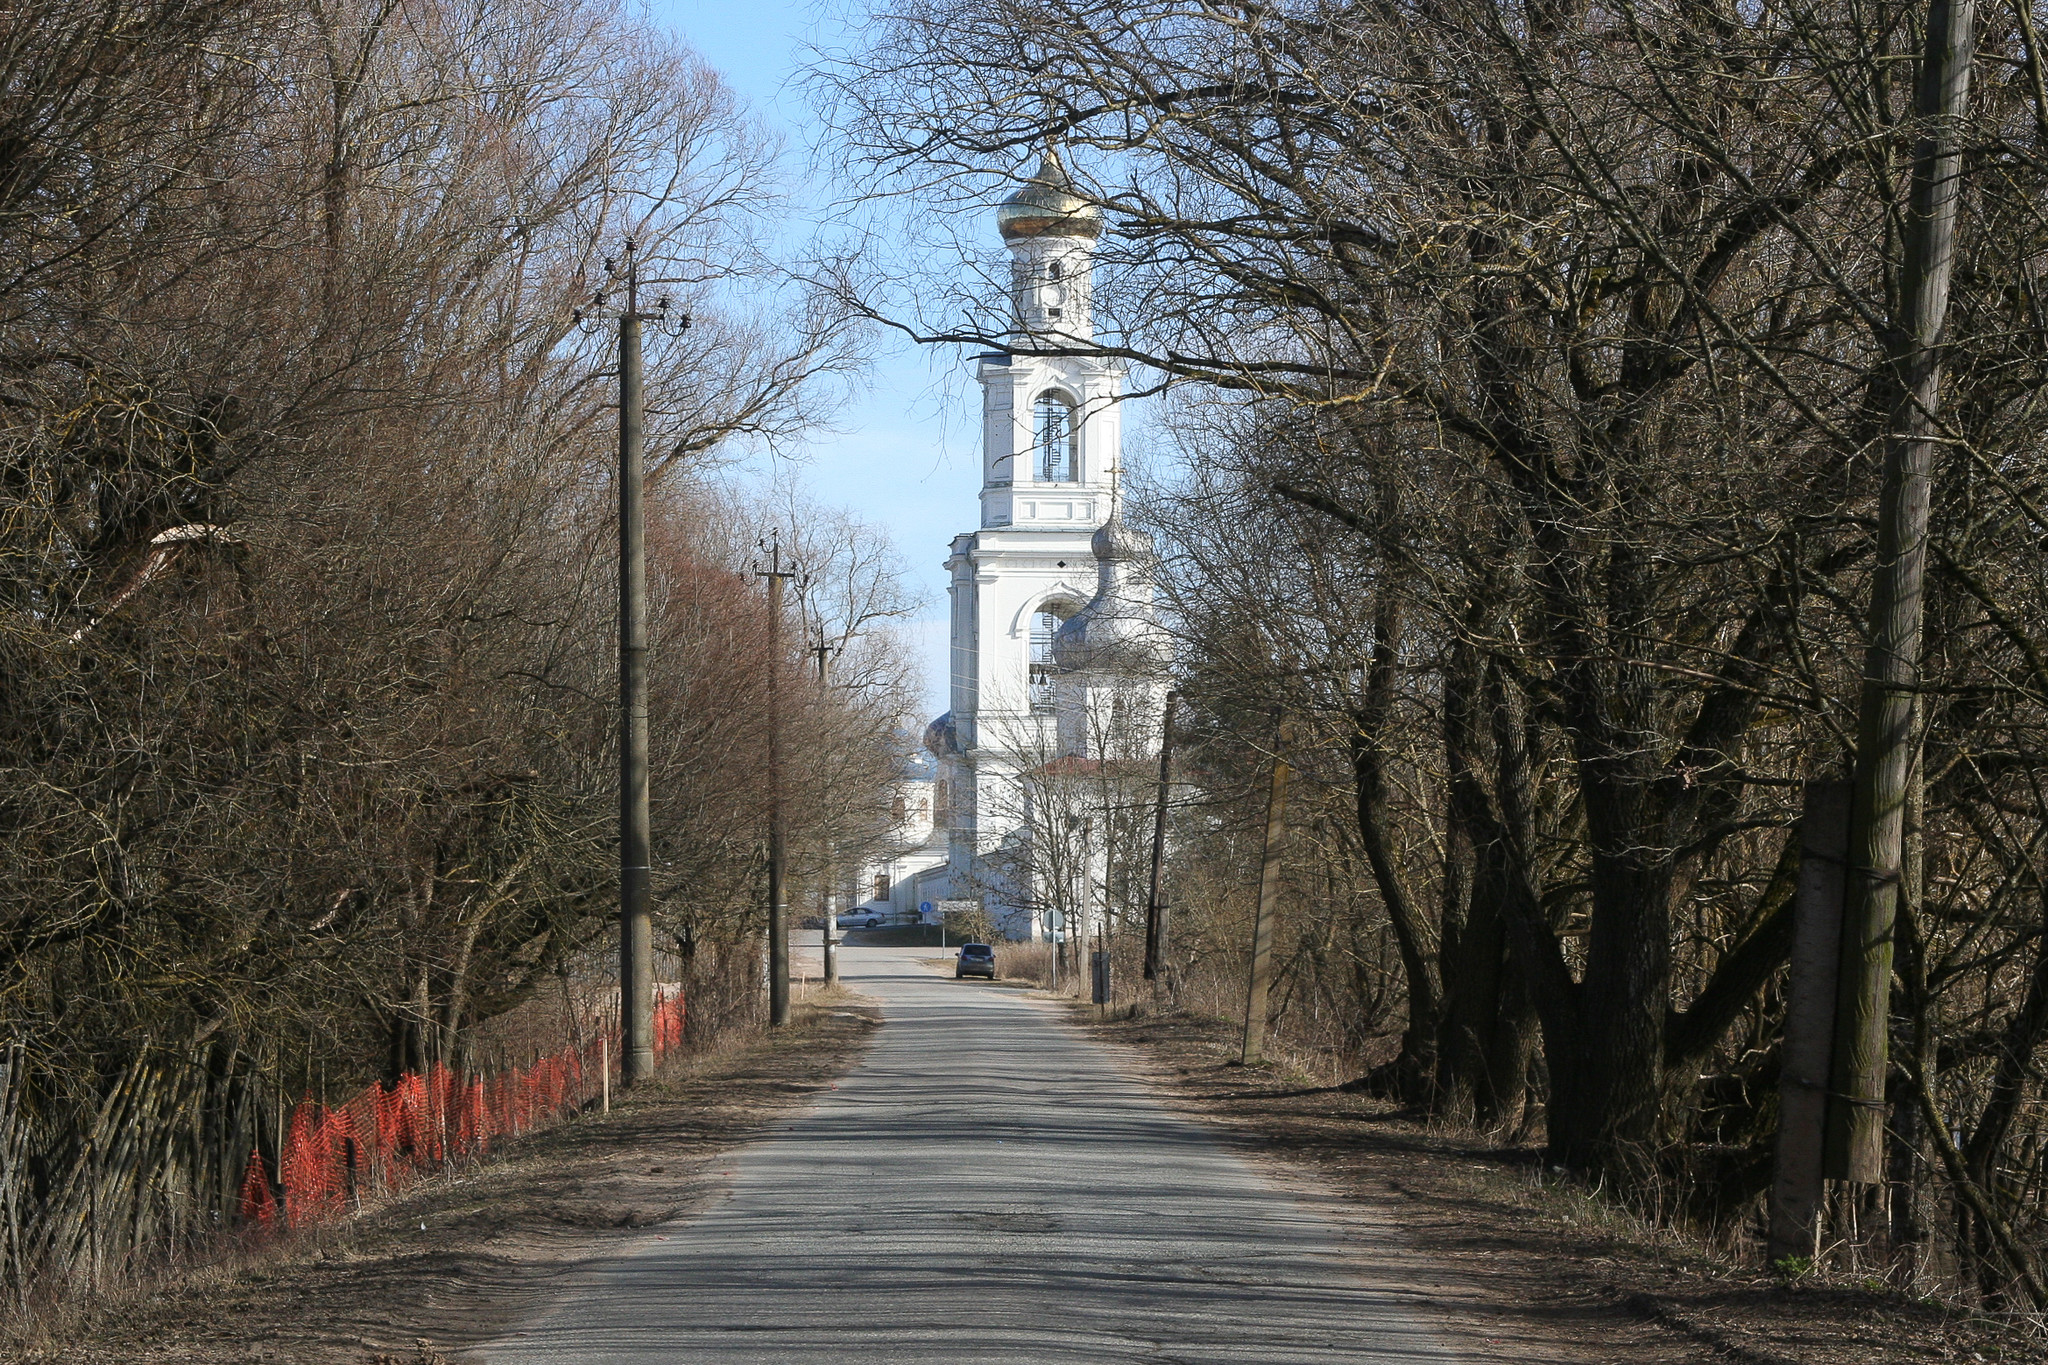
left=237, top=988, right=684, bottom=1238
left=237, top=1146, right=277, bottom=1231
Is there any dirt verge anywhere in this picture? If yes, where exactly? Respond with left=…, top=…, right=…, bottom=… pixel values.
left=3, top=991, right=881, bottom=1365
left=1078, top=1002, right=2047, bottom=1365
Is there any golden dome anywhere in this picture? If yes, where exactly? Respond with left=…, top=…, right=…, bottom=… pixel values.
left=996, top=153, right=1104, bottom=241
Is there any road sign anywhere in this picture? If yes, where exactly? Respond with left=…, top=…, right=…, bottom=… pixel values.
left=923, top=898, right=978, bottom=925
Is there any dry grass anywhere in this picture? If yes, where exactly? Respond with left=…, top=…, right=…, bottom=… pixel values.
left=995, top=938, right=1365, bottom=1089
left=0, top=989, right=879, bottom=1365
left=992, top=940, right=1056, bottom=987
left=1081, top=1004, right=2048, bottom=1365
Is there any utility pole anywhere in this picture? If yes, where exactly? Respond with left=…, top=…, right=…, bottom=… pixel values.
left=1830, top=0, right=1976, bottom=1183
left=813, top=636, right=838, bottom=987
left=1074, top=816, right=1094, bottom=993
left=1770, top=780, right=1851, bottom=1262
left=579, top=241, right=686, bottom=1086
left=1093, top=802, right=1113, bottom=1015
left=760, top=534, right=794, bottom=1027
left=1142, top=690, right=1178, bottom=989
left=1048, top=903, right=1061, bottom=993
left=615, top=240, right=655, bottom=1086
left=1241, top=716, right=1293, bottom=1066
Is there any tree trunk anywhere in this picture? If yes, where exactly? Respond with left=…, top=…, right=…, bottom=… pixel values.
left=1443, top=836, right=1538, bottom=1130
left=1433, top=638, right=1485, bottom=1114
left=1446, top=651, right=1572, bottom=1142
left=1352, top=591, right=1436, bottom=1100
left=1558, top=853, right=1676, bottom=1174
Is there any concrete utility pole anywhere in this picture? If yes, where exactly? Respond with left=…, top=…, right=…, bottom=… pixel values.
left=813, top=636, right=838, bottom=987
left=1074, top=816, right=1095, bottom=992
left=615, top=241, right=656, bottom=1086
left=761, top=535, right=794, bottom=1027
left=1770, top=780, right=1851, bottom=1262
left=1831, top=0, right=1977, bottom=1183
left=1241, top=717, right=1293, bottom=1066
left=580, top=240, right=686, bottom=1086
left=1094, top=803, right=1114, bottom=1014
left=1142, top=690, right=1178, bottom=988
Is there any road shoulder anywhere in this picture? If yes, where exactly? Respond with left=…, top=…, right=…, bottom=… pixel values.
left=1074, top=1004, right=2035, bottom=1365
left=6, top=993, right=881, bottom=1365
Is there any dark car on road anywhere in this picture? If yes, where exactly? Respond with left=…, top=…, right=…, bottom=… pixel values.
left=955, top=943, right=996, bottom=979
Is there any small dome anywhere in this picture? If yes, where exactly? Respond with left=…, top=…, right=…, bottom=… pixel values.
left=1052, top=593, right=1163, bottom=676
left=1091, top=516, right=1149, bottom=564
left=923, top=711, right=961, bottom=757
left=996, top=152, right=1104, bottom=241
left=1051, top=514, right=1163, bottom=676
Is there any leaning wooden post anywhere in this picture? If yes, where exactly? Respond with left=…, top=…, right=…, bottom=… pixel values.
left=1241, top=715, right=1294, bottom=1066
left=1769, top=780, right=1851, bottom=1264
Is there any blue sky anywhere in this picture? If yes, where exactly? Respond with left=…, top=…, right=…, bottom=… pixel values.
left=643, top=0, right=981, bottom=720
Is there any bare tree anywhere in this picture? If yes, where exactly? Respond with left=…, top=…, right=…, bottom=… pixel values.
left=818, top=0, right=2048, bottom=1294
left=0, top=0, right=891, bottom=1314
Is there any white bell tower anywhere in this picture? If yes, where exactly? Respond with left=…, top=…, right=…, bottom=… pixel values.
left=922, top=152, right=1131, bottom=939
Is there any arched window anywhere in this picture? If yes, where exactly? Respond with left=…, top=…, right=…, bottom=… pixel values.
left=1030, top=606, right=1070, bottom=712
left=1034, top=392, right=1076, bottom=482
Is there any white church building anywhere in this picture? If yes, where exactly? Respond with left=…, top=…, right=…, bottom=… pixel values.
left=858, top=154, right=1167, bottom=940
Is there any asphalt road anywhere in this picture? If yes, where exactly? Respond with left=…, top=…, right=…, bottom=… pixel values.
left=490, top=944, right=1457, bottom=1364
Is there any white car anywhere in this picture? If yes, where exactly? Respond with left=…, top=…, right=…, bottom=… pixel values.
left=836, top=911, right=884, bottom=930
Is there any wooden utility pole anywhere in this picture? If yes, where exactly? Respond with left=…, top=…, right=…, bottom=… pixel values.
left=1831, top=0, right=1976, bottom=1182
left=616, top=241, right=655, bottom=1086
left=1240, top=717, right=1293, bottom=1066
left=761, top=536, right=794, bottom=1027
left=1770, top=781, right=1851, bottom=1262
left=1142, top=690, right=1178, bottom=987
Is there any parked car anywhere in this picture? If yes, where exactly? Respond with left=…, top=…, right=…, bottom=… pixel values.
left=838, top=911, right=883, bottom=930
left=955, top=943, right=997, bottom=979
